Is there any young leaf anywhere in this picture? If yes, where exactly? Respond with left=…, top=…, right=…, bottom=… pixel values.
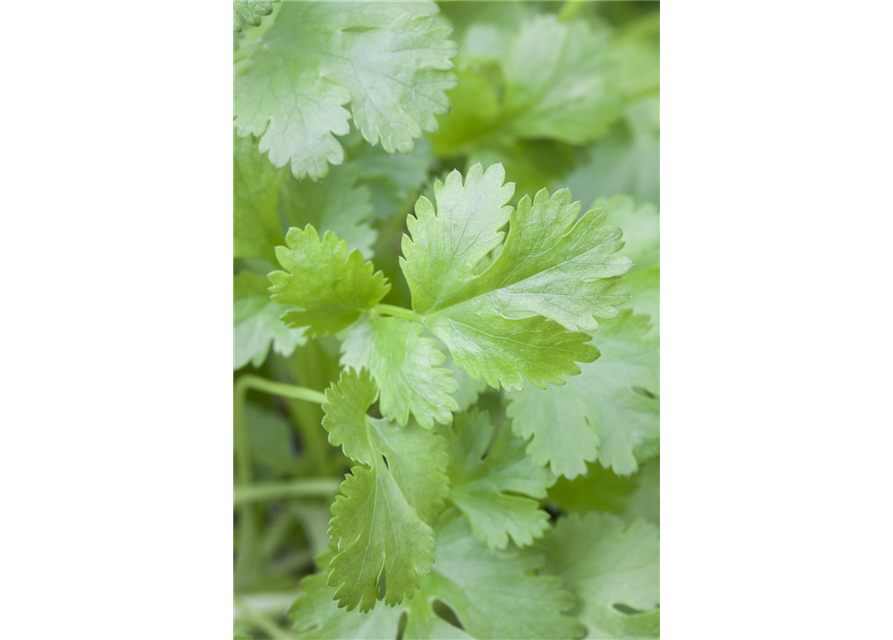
left=269, top=227, right=389, bottom=337
left=234, top=1, right=457, bottom=180
left=233, top=0, right=276, bottom=33
left=289, top=514, right=584, bottom=639
left=233, top=272, right=305, bottom=369
left=446, top=410, right=555, bottom=548
left=340, top=316, right=458, bottom=429
left=507, top=311, right=660, bottom=479
left=233, top=132, right=285, bottom=261
left=541, top=513, right=660, bottom=639
left=322, top=369, right=449, bottom=611
left=401, top=163, right=631, bottom=390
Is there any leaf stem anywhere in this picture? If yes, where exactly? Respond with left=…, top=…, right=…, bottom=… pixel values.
left=234, top=479, right=341, bottom=507
left=372, top=303, right=422, bottom=322
left=233, top=375, right=327, bottom=589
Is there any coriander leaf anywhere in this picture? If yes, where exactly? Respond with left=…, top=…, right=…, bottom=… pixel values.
left=233, top=132, right=285, bottom=261
left=401, top=163, right=629, bottom=390
left=234, top=1, right=457, bottom=180
left=446, top=410, right=555, bottom=548
left=281, top=164, right=377, bottom=257
left=233, top=272, right=305, bottom=369
left=503, top=15, right=622, bottom=144
left=507, top=311, right=660, bottom=479
left=464, top=188, right=632, bottom=332
left=233, top=0, right=276, bottom=33
left=322, top=369, right=449, bottom=611
left=289, top=514, right=583, bottom=639
left=625, top=266, right=660, bottom=331
left=541, top=513, right=659, bottom=639
left=269, top=226, right=389, bottom=337
left=340, top=316, right=458, bottom=429
left=350, top=137, right=434, bottom=221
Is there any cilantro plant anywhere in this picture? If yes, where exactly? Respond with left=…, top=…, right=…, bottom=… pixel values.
left=233, top=2, right=659, bottom=639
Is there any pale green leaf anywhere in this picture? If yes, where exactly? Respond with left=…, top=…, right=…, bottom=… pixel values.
left=281, top=164, right=377, bottom=257
left=289, top=514, right=583, bottom=639
left=269, top=227, right=389, bottom=337
left=503, top=15, right=621, bottom=144
left=322, top=369, right=448, bottom=611
left=446, top=410, right=554, bottom=548
left=233, top=132, right=285, bottom=261
left=340, top=316, right=458, bottom=429
left=233, top=272, right=305, bottom=369
left=507, top=311, right=659, bottom=479
left=233, top=0, right=276, bottom=33
left=401, top=163, right=630, bottom=390
left=234, top=1, right=457, bottom=180
left=541, top=513, right=659, bottom=639
left=442, top=348, right=487, bottom=411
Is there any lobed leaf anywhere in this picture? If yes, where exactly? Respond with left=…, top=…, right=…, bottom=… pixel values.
left=446, top=410, right=555, bottom=548
left=234, top=1, right=457, bottom=180
left=507, top=311, right=660, bottom=479
left=269, top=227, right=389, bottom=337
left=321, top=369, right=449, bottom=611
left=540, top=513, right=660, bottom=639
left=340, top=316, right=458, bottom=429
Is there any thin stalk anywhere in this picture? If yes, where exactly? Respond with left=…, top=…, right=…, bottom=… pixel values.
left=234, top=479, right=341, bottom=507
left=372, top=303, right=422, bottom=322
left=233, top=376, right=327, bottom=589
left=234, top=597, right=297, bottom=639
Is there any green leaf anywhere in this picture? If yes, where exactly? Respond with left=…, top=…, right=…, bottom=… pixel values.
left=340, top=316, right=458, bottom=429
left=234, top=1, right=457, bottom=180
left=541, top=513, right=659, bottom=639
left=269, top=227, right=389, bottom=337
left=233, top=272, right=305, bottom=369
left=321, top=369, right=449, bottom=611
left=281, top=164, right=377, bottom=257
left=507, top=311, right=660, bottom=479
left=442, top=348, right=487, bottom=411
left=401, top=163, right=631, bottom=390
left=233, top=0, right=276, bottom=33
left=289, top=514, right=583, bottom=639
left=446, top=410, right=554, bottom=548
left=233, top=132, right=285, bottom=261
left=502, top=15, right=621, bottom=144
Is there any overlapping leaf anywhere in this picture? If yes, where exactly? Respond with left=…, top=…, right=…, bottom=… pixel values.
left=340, top=316, right=458, bottom=429
left=321, top=369, right=448, bottom=611
left=269, top=226, right=389, bottom=337
left=234, top=1, right=457, bottom=180
left=233, top=272, right=305, bottom=369
left=445, top=410, right=555, bottom=548
left=541, top=513, right=660, bottom=639
left=431, top=15, right=620, bottom=156
left=508, top=310, right=659, bottom=479
left=401, top=163, right=631, bottom=390
left=289, top=514, right=583, bottom=639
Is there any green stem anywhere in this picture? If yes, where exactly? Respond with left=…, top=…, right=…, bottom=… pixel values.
left=234, top=479, right=341, bottom=507
left=233, top=376, right=327, bottom=589
left=235, top=375, right=328, bottom=405
left=372, top=303, right=422, bottom=322
left=558, top=0, right=585, bottom=23
left=234, top=597, right=297, bottom=639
